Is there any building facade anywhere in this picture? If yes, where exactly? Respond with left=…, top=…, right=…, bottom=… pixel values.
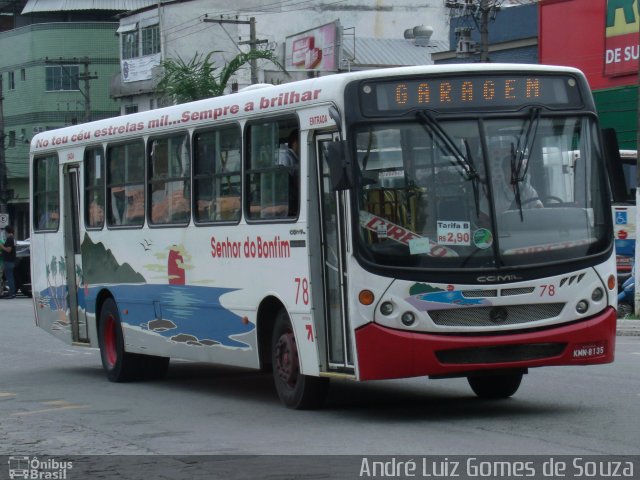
left=1, top=22, right=123, bottom=238
left=0, top=0, right=158, bottom=239
left=110, top=0, right=449, bottom=113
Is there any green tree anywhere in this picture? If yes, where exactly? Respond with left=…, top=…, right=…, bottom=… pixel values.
left=157, top=50, right=285, bottom=104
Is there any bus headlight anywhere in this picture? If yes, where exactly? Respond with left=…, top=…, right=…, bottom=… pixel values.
left=591, top=287, right=604, bottom=302
left=380, top=302, right=394, bottom=316
left=401, top=312, right=416, bottom=326
left=576, top=300, right=589, bottom=314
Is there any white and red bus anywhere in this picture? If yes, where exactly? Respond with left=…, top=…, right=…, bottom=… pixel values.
left=30, top=64, right=617, bottom=408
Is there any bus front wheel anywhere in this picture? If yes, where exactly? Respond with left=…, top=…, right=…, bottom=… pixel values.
left=271, top=310, right=329, bottom=409
left=467, top=371, right=523, bottom=399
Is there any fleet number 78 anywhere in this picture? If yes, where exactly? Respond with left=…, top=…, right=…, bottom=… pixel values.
left=295, top=277, right=309, bottom=305
left=540, top=284, right=556, bottom=296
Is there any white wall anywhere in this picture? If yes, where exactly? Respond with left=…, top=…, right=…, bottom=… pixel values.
left=122, top=0, right=448, bottom=110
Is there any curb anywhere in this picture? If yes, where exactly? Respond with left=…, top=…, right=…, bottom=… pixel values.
left=617, top=319, right=640, bottom=336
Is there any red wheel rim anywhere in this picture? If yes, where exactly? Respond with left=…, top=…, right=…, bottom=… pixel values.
left=104, top=315, right=118, bottom=368
left=275, top=330, right=299, bottom=389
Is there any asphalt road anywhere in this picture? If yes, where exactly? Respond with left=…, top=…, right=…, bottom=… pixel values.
left=1, top=296, right=639, bottom=460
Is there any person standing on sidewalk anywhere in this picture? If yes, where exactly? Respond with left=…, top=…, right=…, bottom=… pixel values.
left=0, top=225, right=16, bottom=298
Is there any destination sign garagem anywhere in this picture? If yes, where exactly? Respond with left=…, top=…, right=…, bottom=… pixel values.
left=360, top=75, right=583, bottom=114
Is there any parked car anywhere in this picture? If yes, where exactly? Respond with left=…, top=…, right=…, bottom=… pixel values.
left=2, top=238, right=31, bottom=297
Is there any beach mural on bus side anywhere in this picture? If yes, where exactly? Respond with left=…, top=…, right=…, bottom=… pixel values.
left=36, top=233, right=254, bottom=349
left=34, top=255, right=72, bottom=339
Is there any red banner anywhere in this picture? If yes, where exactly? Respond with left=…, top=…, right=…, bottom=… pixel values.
left=605, top=31, right=639, bottom=77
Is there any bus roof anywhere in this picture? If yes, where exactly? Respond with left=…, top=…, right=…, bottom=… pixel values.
left=30, top=63, right=587, bottom=155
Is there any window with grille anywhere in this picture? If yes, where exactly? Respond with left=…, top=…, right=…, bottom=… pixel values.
left=45, top=65, right=79, bottom=91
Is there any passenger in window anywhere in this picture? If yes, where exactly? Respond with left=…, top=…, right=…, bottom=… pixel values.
left=278, top=129, right=299, bottom=168
left=38, top=207, right=59, bottom=230
left=277, top=129, right=300, bottom=216
left=88, top=200, right=104, bottom=227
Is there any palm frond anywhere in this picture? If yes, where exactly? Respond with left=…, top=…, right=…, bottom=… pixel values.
left=156, top=49, right=286, bottom=103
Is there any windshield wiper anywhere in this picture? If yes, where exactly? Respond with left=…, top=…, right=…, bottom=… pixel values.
left=416, top=110, right=478, bottom=181
left=465, top=139, right=481, bottom=218
left=509, top=107, right=541, bottom=220
left=514, top=107, right=541, bottom=182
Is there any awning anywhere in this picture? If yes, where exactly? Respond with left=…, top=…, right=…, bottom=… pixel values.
left=139, top=17, right=159, bottom=28
left=116, top=22, right=138, bottom=34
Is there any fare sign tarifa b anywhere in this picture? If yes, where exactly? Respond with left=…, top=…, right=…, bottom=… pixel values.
left=605, top=0, right=640, bottom=76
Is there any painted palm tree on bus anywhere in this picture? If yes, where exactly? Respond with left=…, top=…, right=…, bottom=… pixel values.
left=157, top=50, right=285, bottom=103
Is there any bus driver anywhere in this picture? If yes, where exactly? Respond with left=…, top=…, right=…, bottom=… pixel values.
left=492, top=154, right=543, bottom=212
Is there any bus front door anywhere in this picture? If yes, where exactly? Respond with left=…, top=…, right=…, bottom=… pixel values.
left=316, top=134, right=354, bottom=371
left=62, top=165, right=89, bottom=344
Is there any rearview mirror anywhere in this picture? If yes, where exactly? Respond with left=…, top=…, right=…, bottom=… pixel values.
left=324, top=140, right=351, bottom=191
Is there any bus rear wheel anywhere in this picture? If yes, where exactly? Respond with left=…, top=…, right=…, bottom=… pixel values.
left=99, top=298, right=169, bottom=382
left=271, top=310, right=329, bottom=409
left=467, top=371, right=523, bottom=399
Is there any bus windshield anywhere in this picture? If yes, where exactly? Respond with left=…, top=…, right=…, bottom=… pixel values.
left=354, top=114, right=611, bottom=269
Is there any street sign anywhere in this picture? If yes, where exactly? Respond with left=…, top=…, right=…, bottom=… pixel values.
left=0, top=213, right=8, bottom=228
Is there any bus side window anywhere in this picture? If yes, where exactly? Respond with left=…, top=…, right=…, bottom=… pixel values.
left=193, top=124, right=241, bottom=223
left=148, top=134, right=190, bottom=225
left=245, top=118, right=299, bottom=220
left=107, top=141, right=145, bottom=227
left=84, top=147, right=105, bottom=229
left=33, top=154, right=60, bottom=232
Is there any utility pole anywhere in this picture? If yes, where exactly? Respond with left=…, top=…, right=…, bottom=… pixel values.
left=203, top=16, right=268, bottom=84
left=79, top=60, right=98, bottom=123
left=45, top=57, right=97, bottom=123
left=445, top=0, right=500, bottom=62
left=479, top=0, right=490, bottom=63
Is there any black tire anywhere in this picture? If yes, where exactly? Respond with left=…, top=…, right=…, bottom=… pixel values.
left=272, top=310, right=329, bottom=409
left=467, top=372, right=523, bottom=399
left=99, top=297, right=166, bottom=382
left=141, top=355, right=170, bottom=380
left=99, top=297, right=142, bottom=382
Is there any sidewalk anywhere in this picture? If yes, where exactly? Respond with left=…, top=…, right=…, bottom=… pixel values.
left=617, top=318, right=640, bottom=336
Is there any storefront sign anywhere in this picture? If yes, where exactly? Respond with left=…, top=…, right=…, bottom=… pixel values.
left=285, top=21, right=339, bottom=72
left=605, top=0, right=640, bottom=77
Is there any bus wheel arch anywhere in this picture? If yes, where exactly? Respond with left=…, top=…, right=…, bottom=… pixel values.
left=271, top=308, right=329, bottom=409
left=256, top=296, right=284, bottom=371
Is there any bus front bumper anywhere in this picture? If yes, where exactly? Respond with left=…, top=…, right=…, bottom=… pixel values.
left=354, top=307, right=617, bottom=381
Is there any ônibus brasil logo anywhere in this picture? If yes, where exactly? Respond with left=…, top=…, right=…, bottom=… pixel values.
left=8, top=456, right=73, bottom=479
